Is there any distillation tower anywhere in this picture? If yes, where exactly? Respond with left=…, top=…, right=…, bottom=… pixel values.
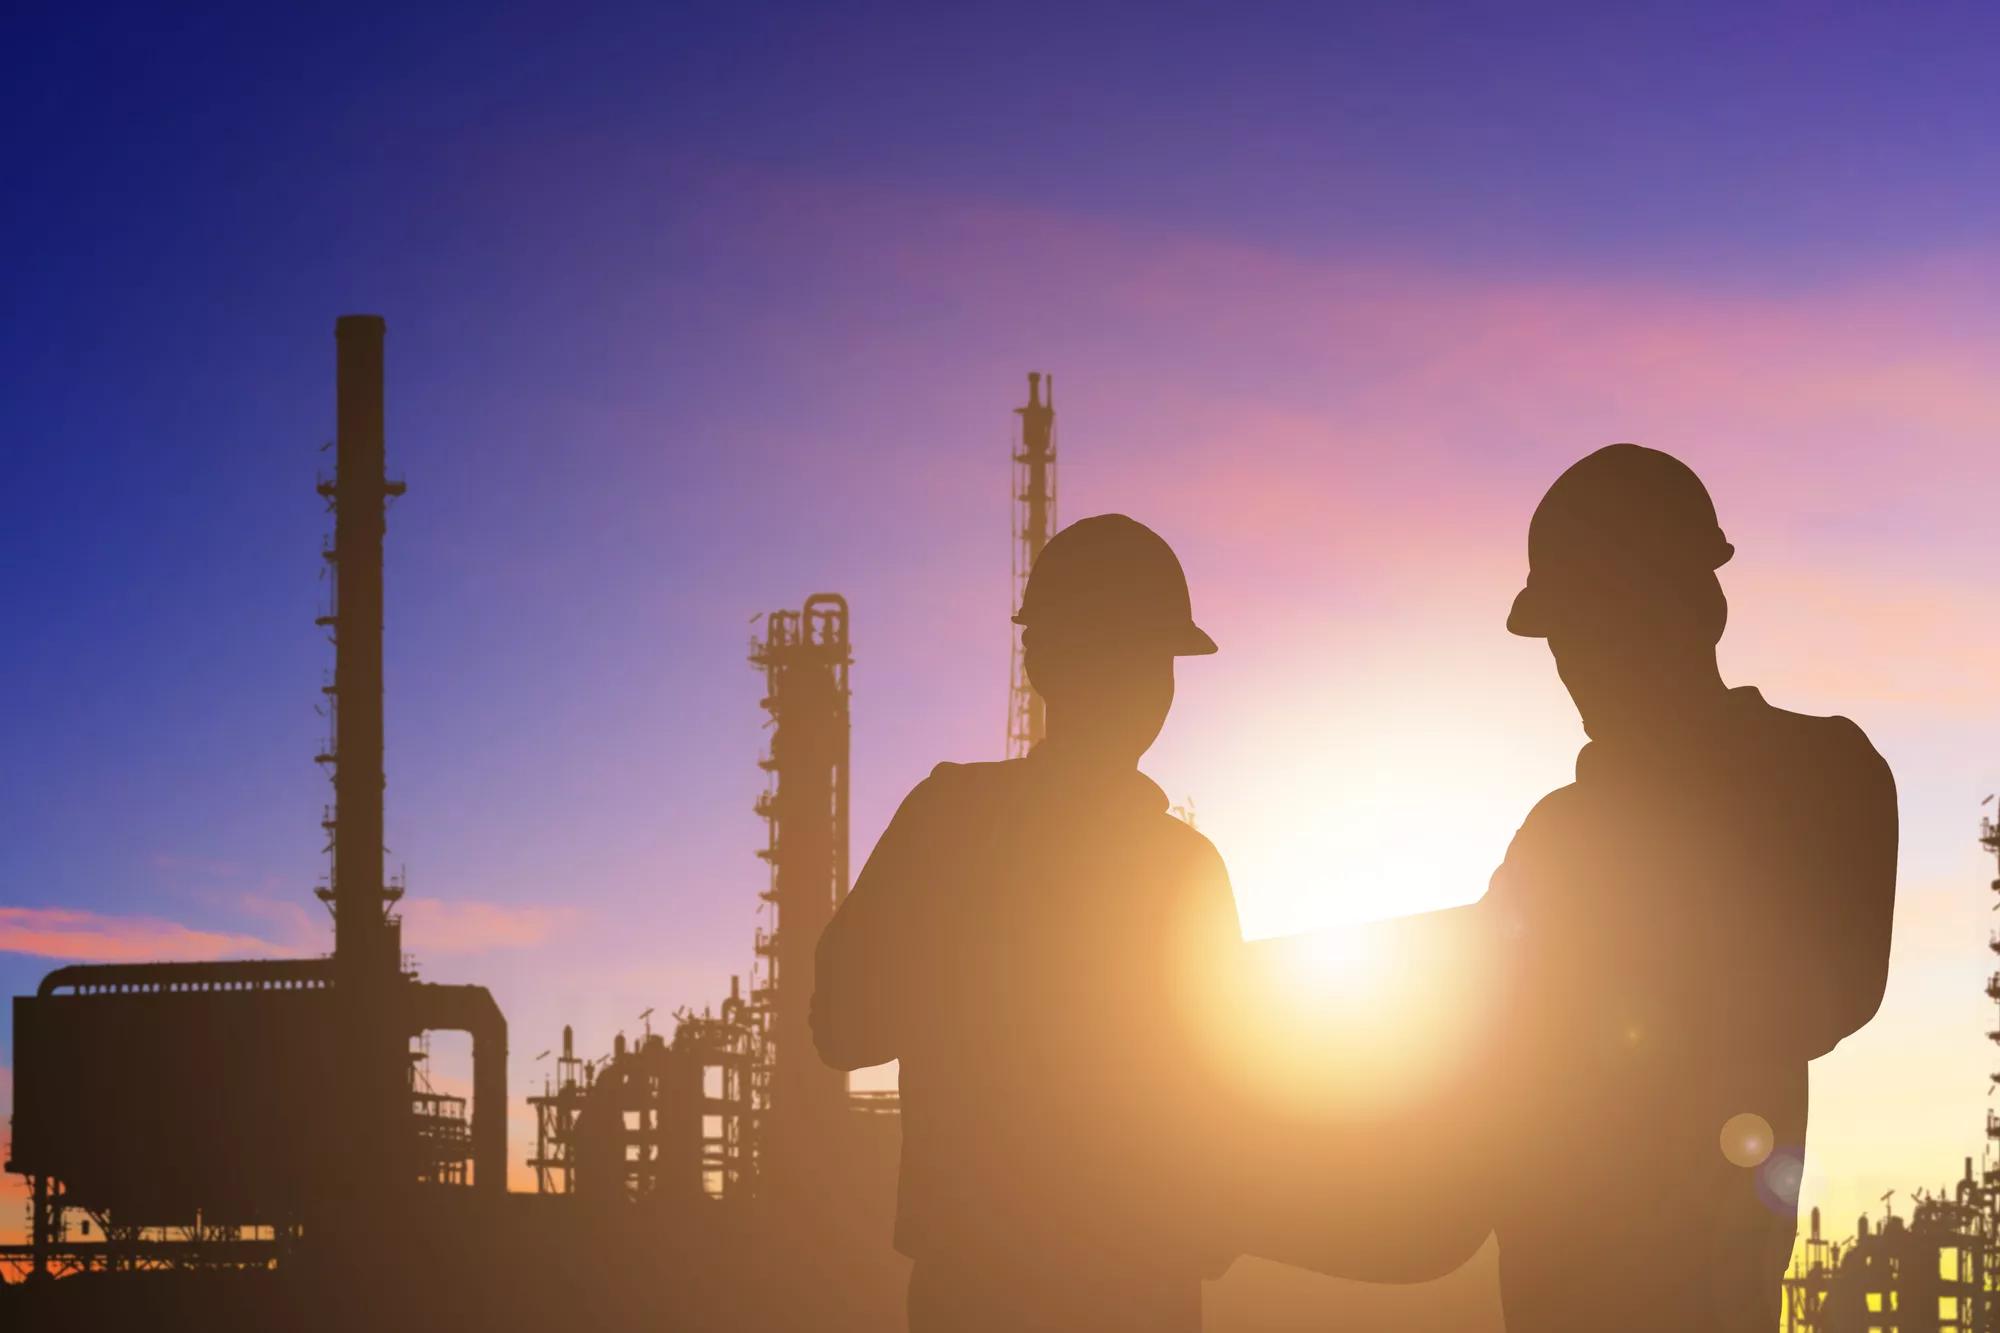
left=750, top=594, right=855, bottom=1196
left=525, top=594, right=868, bottom=1211
left=1007, top=373, right=1056, bottom=757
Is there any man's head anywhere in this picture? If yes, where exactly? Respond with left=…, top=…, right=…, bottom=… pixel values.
left=1509, top=445, right=1733, bottom=733
left=1016, top=515, right=1216, bottom=765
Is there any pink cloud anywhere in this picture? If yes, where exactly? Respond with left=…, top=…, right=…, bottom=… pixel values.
left=728, top=164, right=2000, bottom=494
left=233, top=893, right=325, bottom=953
left=0, top=908, right=292, bottom=963
left=219, top=893, right=566, bottom=959
left=397, top=897, right=568, bottom=956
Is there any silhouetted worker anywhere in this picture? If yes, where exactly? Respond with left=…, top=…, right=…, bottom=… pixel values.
left=1481, top=445, right=1897, bottom=1330
left=812, top=514, right=1241, bottom=1333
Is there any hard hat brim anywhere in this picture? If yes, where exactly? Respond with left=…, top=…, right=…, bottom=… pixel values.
left=1176, top=623, right=1219, bottom=656
left=1506, top=586, right=1548, bottom=639
left=1012, top=614, right=1218, bottom=655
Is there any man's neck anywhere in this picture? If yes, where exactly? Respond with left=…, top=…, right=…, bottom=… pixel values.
left=1035, top=731, right=1143, bottom=778
left=1578, top=670, right=1733, bottom=744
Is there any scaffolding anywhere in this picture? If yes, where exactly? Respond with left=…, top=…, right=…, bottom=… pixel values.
left=409, top=1044, right=473, bottom=1189
left=673, top=992, right=756, bottom=1199
left=749, top=595, right=854, bottom=1196
left=1007, top=372, right=1056, bottom=758
left=527, top=1026, right=589, bottom=1195
left=1784, top=1190, right=1989, bottom=1333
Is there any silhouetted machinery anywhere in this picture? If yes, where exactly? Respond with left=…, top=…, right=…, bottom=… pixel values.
left=8, top=961, right=503, bottom=1267
left=1773, top=811, right=2000, bottom=1333
left=530, top=1013, right=750, bottom=1201
left=1782, top=1190, right=1990, bottom=1333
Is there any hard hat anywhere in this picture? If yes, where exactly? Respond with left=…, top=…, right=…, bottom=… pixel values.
left=1507, top=444, right=1734, bottom=638
left=1015, top=514, right=1218, bottom=655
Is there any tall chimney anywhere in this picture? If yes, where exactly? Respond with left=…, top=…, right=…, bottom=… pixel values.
left=327, top=314, right=402, bottom=976
left=322, top=315, right=408, bottom=1204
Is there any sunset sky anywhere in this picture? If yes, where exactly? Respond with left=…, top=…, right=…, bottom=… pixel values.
left=7, top=2, right=2000, bottom=1318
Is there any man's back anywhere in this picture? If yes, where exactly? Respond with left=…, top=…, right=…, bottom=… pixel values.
left=1482, top=686, right=1896, bottom=1329
left=814, top=750, right=1240, bottom=1272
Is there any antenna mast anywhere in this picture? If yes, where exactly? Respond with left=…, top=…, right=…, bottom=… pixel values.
left=1008, top=372, right=1056, bottom=757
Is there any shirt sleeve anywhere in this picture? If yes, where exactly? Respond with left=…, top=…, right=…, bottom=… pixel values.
left=810, top=768, right=947, bottom=1071
left=1788, top=718, right=1898, bottom=1059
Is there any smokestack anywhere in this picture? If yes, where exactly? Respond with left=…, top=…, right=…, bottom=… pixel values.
left=322, top=316, right=410, bottom=1207
left=327, top=315, right=402, bottom=976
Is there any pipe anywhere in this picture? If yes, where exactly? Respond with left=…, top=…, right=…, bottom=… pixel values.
left=408, top=983, right=508, bottom=1194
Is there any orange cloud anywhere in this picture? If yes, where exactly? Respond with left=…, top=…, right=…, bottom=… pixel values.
left=0, top=907, right=291, bottom=963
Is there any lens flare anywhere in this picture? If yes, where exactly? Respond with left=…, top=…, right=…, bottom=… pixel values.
left=1719, top=1111, right=1774, bottom=1169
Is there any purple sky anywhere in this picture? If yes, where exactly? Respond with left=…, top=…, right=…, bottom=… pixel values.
left=8, top=2, right=2000, bottom=1312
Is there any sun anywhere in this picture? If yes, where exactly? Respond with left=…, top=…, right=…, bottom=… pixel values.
left=1204, top=771, right=1524, bottom=943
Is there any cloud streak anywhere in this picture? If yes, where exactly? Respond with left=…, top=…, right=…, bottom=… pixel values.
left=397, top=897, right=569, bottom=956
left=0, top=907, right=291, bottom=963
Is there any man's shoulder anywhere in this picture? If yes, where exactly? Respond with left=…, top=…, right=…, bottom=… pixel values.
left=1513, top=781, right=1587, bottom=838
left=1149, top=807, right=1227, bottom=869
left=915, top=758, right=1025, bottom=796
left=1735, top=689, right=1891, bottom=784
left=894, top=758, right=1031, bottom=823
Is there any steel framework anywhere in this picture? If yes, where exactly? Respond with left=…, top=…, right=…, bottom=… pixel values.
left=1778, top=807, right=2000, bottom=1330
left=749, top=595, right=854, bottom=1197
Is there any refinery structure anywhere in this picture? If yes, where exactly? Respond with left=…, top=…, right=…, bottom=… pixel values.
left=0, top=328, right=1054, bottom=1329
left=1776, top=819, right=2000, bottom=1332
left=1007, top=371, right=1055, bottom=758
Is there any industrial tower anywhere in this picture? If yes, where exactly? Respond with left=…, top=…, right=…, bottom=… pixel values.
left=316, top=315, right=411, bottom=1198
left=1985, top=807, right=2000, bottom=1185
left=524, top=596, right=864, bottom=1210
left=1007, top=372, right=1056, bottom=757
left=4, top=317, right=506, bottom=1285
left=750, top=594, right=854, bottom=1194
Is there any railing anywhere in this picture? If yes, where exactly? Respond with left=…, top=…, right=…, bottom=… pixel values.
left=38, top=957, right=334, bottom=997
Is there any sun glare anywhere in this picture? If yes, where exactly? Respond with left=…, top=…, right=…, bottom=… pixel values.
left=1170, top=662, right=1574, bottom=948
left=1210, top=777, right=1528, bottom=943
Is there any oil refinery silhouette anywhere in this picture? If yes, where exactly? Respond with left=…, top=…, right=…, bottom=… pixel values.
left=0, top=317, right=912, bottom=1331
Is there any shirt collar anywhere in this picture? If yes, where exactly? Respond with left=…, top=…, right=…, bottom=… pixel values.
left=1575, top=685, right=1766, bottom=783
left=1026, top=741, right=1171, bottom=814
